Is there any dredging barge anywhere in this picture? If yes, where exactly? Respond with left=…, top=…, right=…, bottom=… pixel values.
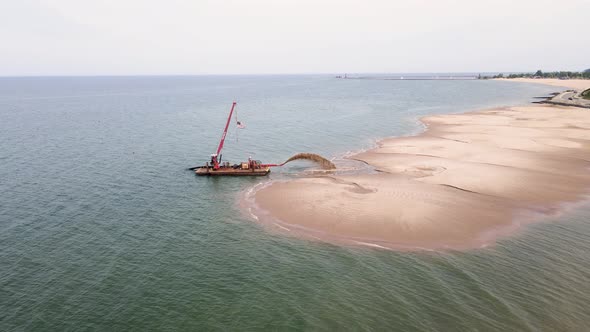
left=191, top=102, right=277, bottom=176
left=194, top=159, right=271, bottom=176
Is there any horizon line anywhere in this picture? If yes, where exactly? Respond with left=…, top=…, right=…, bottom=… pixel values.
left=1, top=70, right=585, bottom=78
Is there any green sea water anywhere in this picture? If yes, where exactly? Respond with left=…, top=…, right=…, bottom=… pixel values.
left=1, top=76, right=589, bottom=330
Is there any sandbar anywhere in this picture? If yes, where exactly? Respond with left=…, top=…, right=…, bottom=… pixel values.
left=252, top=79, right=590, bottom=250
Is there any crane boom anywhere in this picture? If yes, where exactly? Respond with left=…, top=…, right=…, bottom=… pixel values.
left=212, top=102, right=236, bottom=169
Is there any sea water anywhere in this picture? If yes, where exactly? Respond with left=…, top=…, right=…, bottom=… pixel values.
left=2, top=75, right=589, bottom=330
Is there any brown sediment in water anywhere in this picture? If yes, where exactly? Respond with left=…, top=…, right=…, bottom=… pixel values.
left=252, top=80, right=590, bottom=251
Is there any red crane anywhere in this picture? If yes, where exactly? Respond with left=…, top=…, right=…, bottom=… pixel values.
left=192, top=102, right=281, bottom=176
left=210, top=101, right=236, bottom=169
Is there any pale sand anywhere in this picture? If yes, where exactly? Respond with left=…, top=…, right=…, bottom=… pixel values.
left=253, top=80, right=590, bottom=250
left=497, top=78, right=590, bottom=90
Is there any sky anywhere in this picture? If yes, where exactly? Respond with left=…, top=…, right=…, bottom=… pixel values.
left=2, top=0, right=589, bottom=75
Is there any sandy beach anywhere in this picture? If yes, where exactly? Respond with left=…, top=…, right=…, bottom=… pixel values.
left=500, top=78, right=590, bottom=90
left=253, top=79, right=590, bottom=250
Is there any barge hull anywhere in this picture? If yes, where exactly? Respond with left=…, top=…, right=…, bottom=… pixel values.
left=195, top=167, right=270, bottom=176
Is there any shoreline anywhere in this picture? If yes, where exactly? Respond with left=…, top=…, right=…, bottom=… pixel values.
left=495, top=77, right=590, bottom=90
left=250, top=79, right=590, bottom=251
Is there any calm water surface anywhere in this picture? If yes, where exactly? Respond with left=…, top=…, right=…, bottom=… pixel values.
left=1, top=76, right=589, bottom=330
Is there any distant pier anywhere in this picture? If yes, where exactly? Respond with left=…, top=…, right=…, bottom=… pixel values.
left=336, top=75, right=479, bottom=80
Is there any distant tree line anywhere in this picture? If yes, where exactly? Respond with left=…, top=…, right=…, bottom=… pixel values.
left=481, top=69, right=590, bottom=79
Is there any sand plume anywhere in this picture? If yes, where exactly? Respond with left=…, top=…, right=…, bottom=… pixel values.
left=282, top=153, right=336, bottom=169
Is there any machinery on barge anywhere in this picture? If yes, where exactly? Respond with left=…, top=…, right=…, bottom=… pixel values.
left=191, top=102, right=278, bottom=176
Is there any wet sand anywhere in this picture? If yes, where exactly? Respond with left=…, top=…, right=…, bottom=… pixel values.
left=253, top=79, right=590, bottom=250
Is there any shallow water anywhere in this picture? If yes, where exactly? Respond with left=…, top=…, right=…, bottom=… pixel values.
left=2, top=76, right=589, bottom=330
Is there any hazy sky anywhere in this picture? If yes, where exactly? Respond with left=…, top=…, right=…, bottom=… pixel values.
left=2, top=0, right=589, bottom=75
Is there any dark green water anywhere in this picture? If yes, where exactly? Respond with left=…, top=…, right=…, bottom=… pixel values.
left=1, top=76, right=589, bottom=330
